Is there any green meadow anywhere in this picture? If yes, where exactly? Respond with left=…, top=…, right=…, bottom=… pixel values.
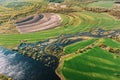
left=88, top=1, right=115, bottom=8
left=0, top=0, right=120, bottom=80
left=103, top=38, right=120, bottom=48
left=64, top=39, right=97, bottom=54
left=1, top=11, right=120, bottom=48
left=62, top=46, right=120, bottom=80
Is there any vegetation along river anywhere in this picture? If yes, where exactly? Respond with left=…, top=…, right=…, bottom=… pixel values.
left=0, top=47, right=60, bottom=80
left=0, top=29, right=120, bottom=80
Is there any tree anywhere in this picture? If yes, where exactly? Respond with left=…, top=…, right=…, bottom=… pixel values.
left=48, top=0, right=64, bottom=3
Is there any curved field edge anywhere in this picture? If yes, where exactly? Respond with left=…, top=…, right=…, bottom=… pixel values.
left=103, top=38, right=120, bottom=48
left=1, top=11, right=120, bottom=48
left=87, top=1, right=115, bottom=8
left=0, top=74, right=11, bottom=80
left=15, top=13, right=61, bottom=33
left=56, top=38, right=120, bottom=80
left=64, top=38, right=97, bottom=54
left=64, top=38, right=120, bottom=55
left=0, top=0, right=46, bottom=34
left=59, top=46, right=120, bottom=80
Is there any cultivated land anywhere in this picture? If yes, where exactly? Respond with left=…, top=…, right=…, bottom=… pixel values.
left=0, top=0, right=120, bottom=80
left=64, top=38, right=120, bottom=54
left=64, top=39, right=97, bottom=54
left=103, top=38, right=120, bottom=48
left=87, top=1, right=115, bottom=8
left=1, top=11, right=120, bottom=48
left=62, top=47, right=120, bottom=80
left=15, top=13, right=61, bottom=33
left=56, top=37, right=120, bottom=80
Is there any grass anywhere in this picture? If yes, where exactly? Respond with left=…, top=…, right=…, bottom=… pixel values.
left=88, top=1, right=115, bottom=8
left=0, top=11, right=120, bottom=48
left=64, top=39, right=97, bottom=54
left=5, top=1, right=33, bottom=10
left=0, top=0, right=45, bottom=27
left=62, top=46, right=120, bottom=80
left=64, top=38, right=120, bottom=54
left=103, top=38, right=120, bottom=48
left=0, top=74, right=9, bottom=80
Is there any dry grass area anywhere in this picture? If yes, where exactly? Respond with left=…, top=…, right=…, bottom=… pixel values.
left=0, top=21, right=18, bottom=34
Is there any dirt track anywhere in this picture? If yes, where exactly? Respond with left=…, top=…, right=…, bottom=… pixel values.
left=15, top=13, right=62, bottom=33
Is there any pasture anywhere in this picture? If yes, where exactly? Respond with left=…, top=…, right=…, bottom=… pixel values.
left=62, top=46, right=120, bottom=80
left=1, top=0, right=120, bottom=80
left=64, top=39, right=97, bottom=54
left=1, top=11, right=120, bottom=47
left=87, top=1, right=115, bottom=8
left=103, top=38, right=120, bottom=48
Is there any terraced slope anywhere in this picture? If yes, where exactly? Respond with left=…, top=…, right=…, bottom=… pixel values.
left=15, top=13, right=61, bottom=33
left=0, top=0, right=48, bottom=34
left=0, top=11, right=120, bottom=47
left=87, top=1, right=115, bottom=8
left=64, top=39, right=97, bottom=54
left=0, top=74, right=10, bottom=80
left=64, top=38, right=120, bottom=54
left=62, top=46, right=120, bottom=80
left=103, top=38, right=120, bottom=48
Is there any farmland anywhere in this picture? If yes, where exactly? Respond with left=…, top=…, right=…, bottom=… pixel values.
left=1, top=11, right=120, bottom=48
left=64, top=39, right=97, bottom=54
left=64, top=38, right=120, bottom=54
left=62, top=47, right=120, bottom=80
left=87, top=1, right=115, bottom=8
left=103, top=38, right=120, bottom=48
left=0, top=0, right=120, bottom=80
left=57, top=37, right=120, bottom=80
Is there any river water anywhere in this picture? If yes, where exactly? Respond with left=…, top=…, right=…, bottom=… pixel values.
left=0, top=47, right=60, bottom=80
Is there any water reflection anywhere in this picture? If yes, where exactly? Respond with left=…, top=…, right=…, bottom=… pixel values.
left=0, top=47, right=60, bottom=80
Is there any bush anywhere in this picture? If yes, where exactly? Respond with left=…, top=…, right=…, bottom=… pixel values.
left=48, top=0, right=64, bottom=3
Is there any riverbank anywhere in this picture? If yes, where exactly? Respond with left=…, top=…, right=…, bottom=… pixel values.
left=55, top=53, right=77, bottom=80
left=55, top=38, right=103, bottom=80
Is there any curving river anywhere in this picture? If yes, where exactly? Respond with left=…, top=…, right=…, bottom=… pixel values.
left=0, top=47, right=60, bottom=80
